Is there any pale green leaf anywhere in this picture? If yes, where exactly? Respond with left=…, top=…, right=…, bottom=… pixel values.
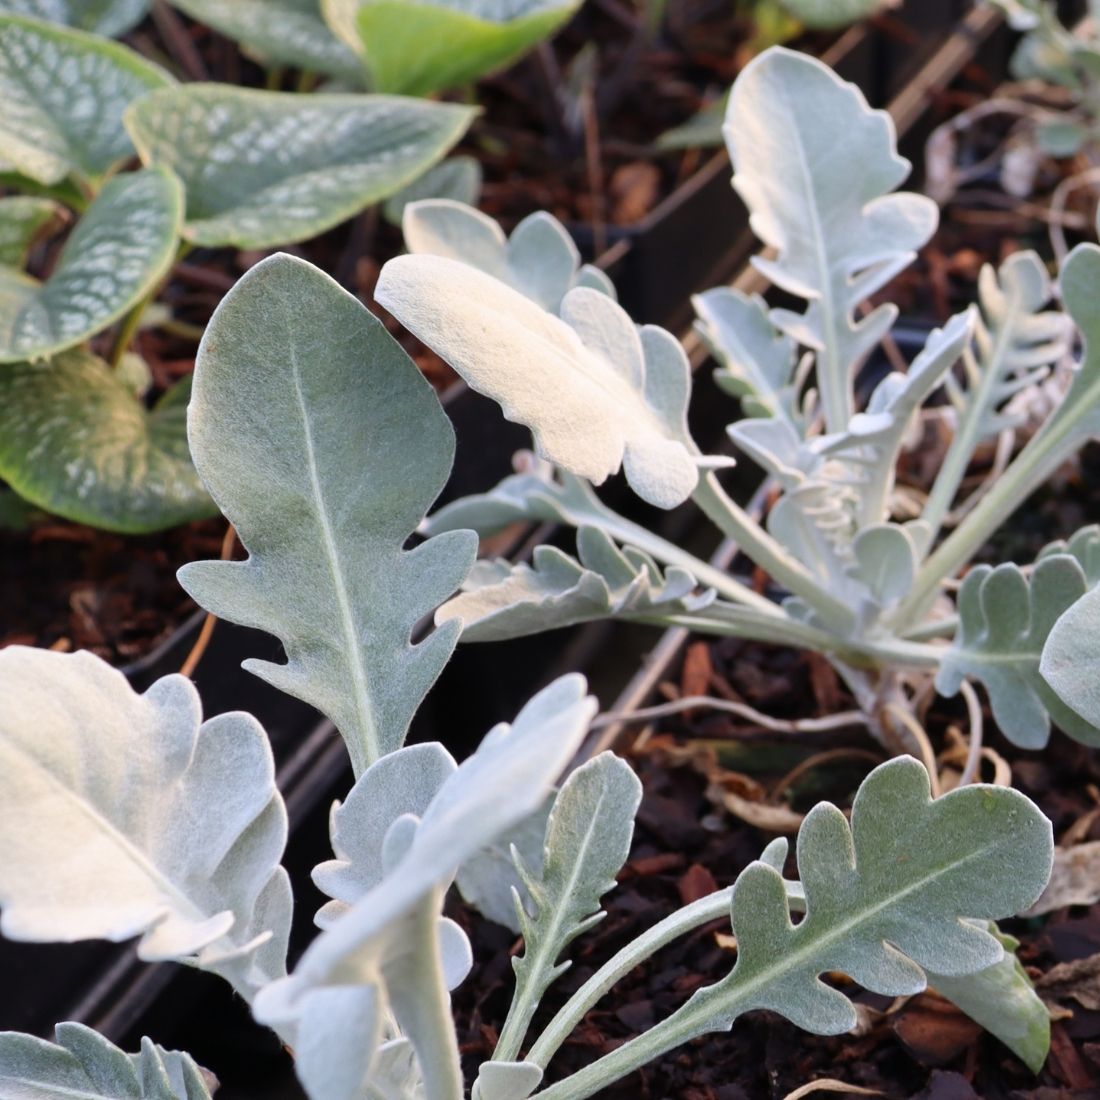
left=928, top=924, right=1050, bottom=1073
left=0, top=353, right=215, bottom=533
left=376, top=259, right=706, bottom=507
left=777, top=0, right=894, bottom=28
left=0, top=0, right=152, bottom=36
left=402, top=199, right=613, bottom=312
left=0, top=647, right=291, bottom=1001
left=0, top=167, right=183, bottom=364
left=497, top=753, right=641, bottom=1061
left=655, top=92, right=727, bottom=151
left=0, top=14, right=172, bottom=185
left=694, top=285, right=802, bottom=429
left=534, top=757, right=1052, bottom=1100
left=0, top=1023, right=213, bottom=1100
left=437, top=526, right=714, bottom=641
left=1041, top=582, right=1100, bottom=728
left=179, top=254, right=477, bottom=776
left=382, top=157, right=482, bottom=226
left=937, top=556, right=1100, bottom=749
left=125, top=84, right=475, bottom=248
left=0, top=195, right=59, bottom=266
left=725, top=47, right=936, bottom=433
left=325, top=0, right=582, bottom=96
left=167, top=0, right=364, bottom=83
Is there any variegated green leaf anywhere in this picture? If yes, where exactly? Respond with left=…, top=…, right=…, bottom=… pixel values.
left=494, top=752, right=641, bottom=1062
left=402, top=199, right=613, bottom=312
left=0, top=1023, right=214, bottom=1100
left=725, top=47, right=936, bottom=434
left=179, top=255, right=477, bottom=776
left=533, top=758, right=1052, bottom=1100
left=0, top=14, right=172, bottom=186
left=0, top=167, right=182, bottom=364
left=0, top=647, right=291, bottom=1002
left=376, top=260, right=710, bottom=508
left=125, top=85, right=475, bottom=248
left=324, top=0, right=582, bottom=96
left=0, top=195, right=59, bottom=266
left=938, top=556, right=1100, bottom=748
left=0, top=0, right=152, bottom=36
left=0, top=353, right=215, bottom=533
left=168, top=0, right=364, bottom=83
left=437, top=526, right=714, bottom=641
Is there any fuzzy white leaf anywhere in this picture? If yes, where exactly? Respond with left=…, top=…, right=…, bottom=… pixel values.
left=725, top=46, right=936, bottom=433
left=179, top=255, right=477, bottom=776
left=472, top=1061, right=542, bottom=1100
left=376, top=257, right=706, bottom=507
left=0, top=647, right=290, bottom=1000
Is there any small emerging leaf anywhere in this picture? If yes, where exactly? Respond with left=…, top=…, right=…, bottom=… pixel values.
left=126, top=85, right=475, bottom=248
left=0, top=167, right=183, bottom=364
left=0, top=14, right=172, bottom=186
left=0, top=353, right=215, bottom=533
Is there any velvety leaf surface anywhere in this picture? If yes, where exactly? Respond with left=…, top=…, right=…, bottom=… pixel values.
left=438, top=526, right=714, bottom=640
left=0, top=167, right=183, bottom=363
left=0, top=195, right=59, bottom=266
left=0, top=14, right=172, bottom=185
left=179, top=255, right=477, bottom=776
left=0, top=0, right=152, bottom=36
left=376, top=260, right=702, bottom=507
left=724, top=47, right=935, bottom=433
left=1042, top=582, right=1100, bottom=728
left=0, top=1023, right=213, bottom=1100
left=327, top=0, right=581, bottom=96
left=168, top=0, right=363, bottom=83
left=402, top=199, right=612, bottom=312
left=0, top=648, right=291, bottom=1000
left=938, top=555, right=1100, bottom=748
left=0, top=352, right=215, bottom=532
left=126, top=85, right=475, bottom=248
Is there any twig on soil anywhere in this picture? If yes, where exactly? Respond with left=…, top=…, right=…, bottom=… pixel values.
left=589, top=695, right=870, bottom=735
left=178, top=524, right=236, bottom=679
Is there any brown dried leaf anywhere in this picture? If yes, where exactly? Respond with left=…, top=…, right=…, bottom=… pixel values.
left=1026, top=842, right=1100, bottom=916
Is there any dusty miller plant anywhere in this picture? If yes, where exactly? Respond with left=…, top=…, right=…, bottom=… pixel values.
left=367, top=45, right=1100, bottom=763
left=0, top=222, right=1057, bottom=1094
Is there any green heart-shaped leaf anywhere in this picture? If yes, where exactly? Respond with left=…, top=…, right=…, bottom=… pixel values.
left=125, top=85, right=476, bottom=248
left=0, top=195, right=60, bottom=266
left=0, top=350, right=215, bottom=532
left=0, top=13, right=173, bottom=186
left=168, top=0, right=363, bottom=84
left=0, top=0, right=152, bottom=36
left=0, top=166, right=182, bottom=364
